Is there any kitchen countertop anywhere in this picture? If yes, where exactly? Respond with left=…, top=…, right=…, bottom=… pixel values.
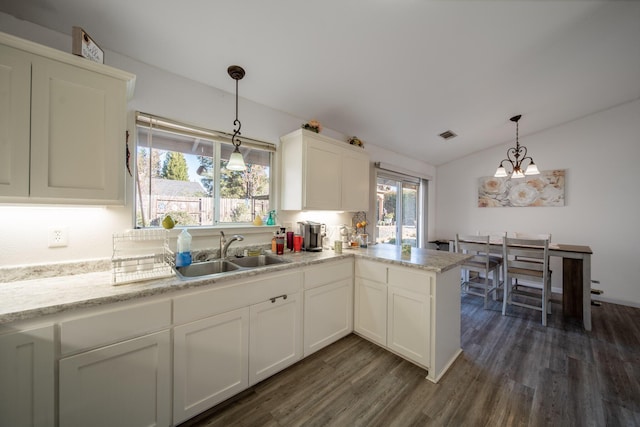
left=0, top=246, right=470, bottom=326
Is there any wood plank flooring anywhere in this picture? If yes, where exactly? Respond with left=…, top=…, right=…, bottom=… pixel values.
left=181, top=295, right=640, bottom=426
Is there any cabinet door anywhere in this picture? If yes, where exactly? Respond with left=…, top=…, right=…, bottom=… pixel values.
left=0, top=325, right=55, bottom=427
left=387, top=286, right=430, bottom=367
left=342, top=149, right=370, bottom=212
left=304, top=138, right=341, bottom=209
left=303, top=278, right=353, bottom=357
left=173, top=307, right=249, bottom=425
left=354, top=277, right=387, bottom=346
left=29, top=56, right=126, bottom=203
left=249, top=292, right=302, bottom=385
left=0, top=44, right=31, bottom=197
left=59, top=330, right=171, bottom=427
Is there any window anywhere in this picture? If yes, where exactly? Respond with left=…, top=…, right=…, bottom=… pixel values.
left=134, top=113, right=274, bottom=228
left=375, top=168, right=427, bottom=247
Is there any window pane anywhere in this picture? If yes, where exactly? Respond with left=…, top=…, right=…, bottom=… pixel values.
left=219, top=146, right=271, bottom=223
left=376, top=178, right=397, bottom=245
left=376, top=174, right=420, bottom=247
left=401, top=183, right=418, bottom=247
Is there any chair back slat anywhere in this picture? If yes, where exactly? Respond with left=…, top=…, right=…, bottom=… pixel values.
left=456, top=234, right=491, bottom=270
left=503, top=237, right=549, bottom=276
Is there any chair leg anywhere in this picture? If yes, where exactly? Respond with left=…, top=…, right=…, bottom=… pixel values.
left=542, top=290, right=547, bottom=326
left=502, top=277, right=509, bottom=316
left=484, top=281, right=489, bottom=310
left=491, top=266, right=499, bottom=302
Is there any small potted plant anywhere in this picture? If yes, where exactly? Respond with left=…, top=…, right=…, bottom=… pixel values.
left=302, top=119, right=322, bottom=133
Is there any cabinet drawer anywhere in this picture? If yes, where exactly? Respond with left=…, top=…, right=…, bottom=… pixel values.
left=304, top=259, right=353, bottom=289
left=60, top=300, right=171, bottom=355
left=174, top=271, right=303, bottom=325
left=388, top=267, right=432, bottom=295
left=355, top=259, right=387, bottom=283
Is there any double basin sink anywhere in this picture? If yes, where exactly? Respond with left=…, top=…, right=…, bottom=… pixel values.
left=174, top=254, right=291, bottom=280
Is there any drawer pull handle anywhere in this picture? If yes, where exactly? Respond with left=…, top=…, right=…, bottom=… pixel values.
left=270, top=294, right=288, bottom=303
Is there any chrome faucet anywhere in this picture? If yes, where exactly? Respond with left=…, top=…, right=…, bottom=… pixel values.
left=220, top=231, right=244, bottom=258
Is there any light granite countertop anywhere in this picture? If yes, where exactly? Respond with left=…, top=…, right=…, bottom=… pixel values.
left=0, top=246, right=470, bottom=326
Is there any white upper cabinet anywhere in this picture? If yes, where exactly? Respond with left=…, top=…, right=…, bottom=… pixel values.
left=0, top=32, right=135, bottom=205
left=0, top=44, right=30, bottom=197
left=280, top=129, right=370, bottom=211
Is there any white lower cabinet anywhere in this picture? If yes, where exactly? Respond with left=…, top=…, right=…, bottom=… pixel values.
left=0, top=324, right=55, bottom=427
left=304, top=278, right=353, bottom=356
left=354, top=259, right=459, bottom=383
left=249, top=292, right=303, bottom=385
left=58, top=299, right=172, bottom=427
left=303, top=259, right=354, bottom=357
left=387, top=285, right=430, bottom=367
left=59, top=330, right=171, bottom=427
left=354, top=277, right=388, bottom=346
left=173, top=307, right=249, bottom=425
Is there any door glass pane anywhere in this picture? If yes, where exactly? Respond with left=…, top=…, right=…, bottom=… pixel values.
left=401, top=183, right=418, bottom=247
left=376, top=177, right=397, bottom=245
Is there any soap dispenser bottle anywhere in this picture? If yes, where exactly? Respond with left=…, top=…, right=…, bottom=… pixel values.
left=176, top=229, right=192, bottom=267
left=266, top=210, right=276, bottom=226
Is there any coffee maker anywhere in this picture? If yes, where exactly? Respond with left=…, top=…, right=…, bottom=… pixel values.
left=298, top=221, right=323, bottom=252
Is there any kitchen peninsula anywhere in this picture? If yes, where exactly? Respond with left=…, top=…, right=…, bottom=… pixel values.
left=0, top=246, right=470, bottom=426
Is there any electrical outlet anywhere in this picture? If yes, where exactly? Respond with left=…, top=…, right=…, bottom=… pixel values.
left=48, top=227, right=69, bottom=248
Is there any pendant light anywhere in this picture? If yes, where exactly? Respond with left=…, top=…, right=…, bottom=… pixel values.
left=226, top=65, right=247, bottom=171
left=494, top=115, right=540, bottom=178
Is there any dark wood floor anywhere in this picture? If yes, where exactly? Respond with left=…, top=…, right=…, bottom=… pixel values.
left=181, top=295, right=640, bottom=427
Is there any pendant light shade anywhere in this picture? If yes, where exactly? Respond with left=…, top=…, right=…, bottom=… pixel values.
left=227, top=146, right=247, bottom=171
left=227, top=65, right=247, bottom=171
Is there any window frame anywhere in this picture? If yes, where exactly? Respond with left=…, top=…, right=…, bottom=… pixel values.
left=375, top=168, right=428, bottom=248
left=133, top=112, right=276, bottom=229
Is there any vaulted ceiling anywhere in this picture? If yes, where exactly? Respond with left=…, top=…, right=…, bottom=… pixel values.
left=2, top=0, right=639, bottom=165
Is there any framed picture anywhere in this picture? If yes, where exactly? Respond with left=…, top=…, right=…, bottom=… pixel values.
left=72, top=26, right=104, bottom=64
left=477, top=169, right=565, bottom=208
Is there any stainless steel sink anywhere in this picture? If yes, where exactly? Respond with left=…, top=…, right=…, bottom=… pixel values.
left=174, top=255, right=291, bottom=280
left=174, top=259, right=241, bottom=279
left=229, top=255, right=290, bottom=268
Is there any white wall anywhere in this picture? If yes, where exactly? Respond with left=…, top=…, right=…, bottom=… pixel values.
left=435, top=99, right=640, bottom=306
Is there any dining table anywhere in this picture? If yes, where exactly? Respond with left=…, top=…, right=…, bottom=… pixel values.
left=443, top=238, right=594, bottom=331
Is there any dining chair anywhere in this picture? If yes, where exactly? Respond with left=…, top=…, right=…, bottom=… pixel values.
left=502, top=236, right=552, bottom=326
left=455, top=234, right=502, bottom=309
left=477, top=230, right=507, bottom=265
left=512, top=232, right=552, bottom=285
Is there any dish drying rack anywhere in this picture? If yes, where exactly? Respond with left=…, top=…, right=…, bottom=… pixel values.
left=111, top=229, right=174, bottom=285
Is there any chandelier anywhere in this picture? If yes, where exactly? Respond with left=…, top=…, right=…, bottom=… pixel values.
left=494, top=115, right=539, bottom=178
left=226, top=65, right=247, bottom=171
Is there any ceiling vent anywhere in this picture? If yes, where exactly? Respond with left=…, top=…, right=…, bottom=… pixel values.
left=439, top=130, right=457, bottom=141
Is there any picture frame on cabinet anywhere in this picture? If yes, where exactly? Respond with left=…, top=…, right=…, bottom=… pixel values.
left=72, top=26, right=104, bottom=64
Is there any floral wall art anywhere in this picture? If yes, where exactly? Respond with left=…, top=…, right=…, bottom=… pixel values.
left=478, top=170, right=565, bottom=207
